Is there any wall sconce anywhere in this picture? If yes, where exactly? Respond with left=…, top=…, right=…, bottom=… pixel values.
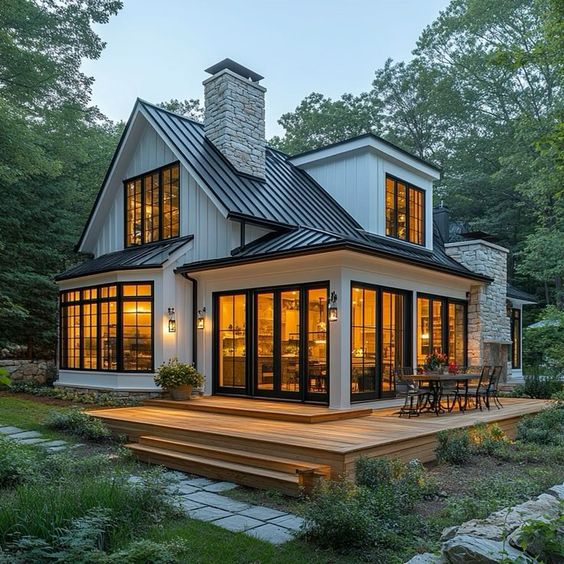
left=168, top=307, right=176, bottom=333
left=328, top=291, right=338, bottom=322
left=197, top=307, right=206, bottom=330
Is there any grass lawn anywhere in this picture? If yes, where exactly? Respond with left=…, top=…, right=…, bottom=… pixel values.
left=0, top=393, right=562, bottom=563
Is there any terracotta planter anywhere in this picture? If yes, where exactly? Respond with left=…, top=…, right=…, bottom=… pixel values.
left=170, top=384, right=193, bottom=400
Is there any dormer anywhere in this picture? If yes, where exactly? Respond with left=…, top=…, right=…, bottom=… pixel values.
left=290, top=135, right=441, bottom=251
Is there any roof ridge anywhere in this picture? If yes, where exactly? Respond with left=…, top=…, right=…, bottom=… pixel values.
left=137, top=98, right=204, bottom=128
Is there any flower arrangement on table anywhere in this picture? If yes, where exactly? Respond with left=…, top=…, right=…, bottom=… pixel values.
left=423, top=352, right=449, bottom=373
left=448, top=362, right=459, bottom=374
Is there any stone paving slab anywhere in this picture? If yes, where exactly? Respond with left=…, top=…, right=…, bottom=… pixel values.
left=239, top=505, right=288, bottom=521
left=202, top=481, right=238, bottom=493
left=185, top=491, right=250, bottom=512
left=184, top=477, right=215, bottom=488
left=39, top=440, right=68, bottom=448
left=48, top=446, right=68, bottom=453
left=0, top=426, right=24, bottom=435
left=247, top=523, right=295, bottom=544
left=189, top=506, right=233, bottom=522
left=179, top=499, right=205, bottom=511
left=270, top=514, right=305, bottom=532
left=17, top=437, right=49, bottom=445
left=213, top=514, right=264, bottom=532
left=10, top=430, right=42, bottom=440
left=172, top=483, right=200, bottom=495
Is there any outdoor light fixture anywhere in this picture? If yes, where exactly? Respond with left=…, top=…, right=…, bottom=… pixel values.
left=168, top=307, right=176, bottom=333
left=328, top=291, right=338, bottom=322
left=197, top=308, right=206, bottom=330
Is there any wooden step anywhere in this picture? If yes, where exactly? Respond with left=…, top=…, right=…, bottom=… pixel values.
left=127, top=442, right=325, bottom=496
left=137, top=435, right=332, bottom=478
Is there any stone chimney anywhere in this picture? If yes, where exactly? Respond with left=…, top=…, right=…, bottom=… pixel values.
left=203, top=58, right=266, bottom=179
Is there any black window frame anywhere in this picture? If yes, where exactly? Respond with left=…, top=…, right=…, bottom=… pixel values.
left=511, top=308, right=521, bottom=369
left=416, top=293, right=468, bottom=369
left=212, top=282, right=330, bottom=404
left=350, top=282, right=413, bottom=402
left=385, top=173, right=426, bottom=246
left=59, top=282, right=154, bottom=373
left=124, top=161, right=180, bottom=248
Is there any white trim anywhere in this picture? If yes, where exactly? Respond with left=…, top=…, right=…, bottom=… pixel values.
left=290, top=137, right=441, bottom=181
left=445, top=239, right=509, bottom=254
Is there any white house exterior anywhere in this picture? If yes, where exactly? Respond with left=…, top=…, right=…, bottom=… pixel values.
left=55, top=59, right=534, bottom=408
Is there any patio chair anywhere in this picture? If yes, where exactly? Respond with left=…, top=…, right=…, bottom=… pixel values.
left=476, top=365, right=504, bottom=410
left=465, top=365, right=491, bottom=410
left=395, top=368, right=430, bottom=418
left=438, top=378, right=465, bottom=413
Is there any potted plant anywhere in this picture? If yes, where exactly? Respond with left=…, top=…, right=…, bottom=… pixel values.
left=154, top=358, right=204, bottom=400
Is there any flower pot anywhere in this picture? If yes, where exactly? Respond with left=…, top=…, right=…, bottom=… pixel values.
left=170, top=384, right=192, bottom=400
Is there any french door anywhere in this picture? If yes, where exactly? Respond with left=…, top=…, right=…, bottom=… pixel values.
left=213, top=284, right=329, bottom=403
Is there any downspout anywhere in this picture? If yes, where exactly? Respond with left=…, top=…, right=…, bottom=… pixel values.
left=182, top=273, right=199, bottom=369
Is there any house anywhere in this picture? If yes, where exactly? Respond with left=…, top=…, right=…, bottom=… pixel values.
left=55, top=59, right=535, bottom=408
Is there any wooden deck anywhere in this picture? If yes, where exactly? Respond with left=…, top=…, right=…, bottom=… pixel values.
left=88, top=397, right=547, bottom=495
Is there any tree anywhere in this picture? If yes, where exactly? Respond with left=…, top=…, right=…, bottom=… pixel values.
left=158, top=98, right=204, bottom=121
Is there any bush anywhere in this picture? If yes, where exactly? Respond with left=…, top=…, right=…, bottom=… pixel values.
left=436, top=428, right=471, bottom=464
left=523, top=306, right=564, bottom=377
left=45, top=408, right=112, bottom=442
left=0, top=436, right=40, bottom=488
left=468, top=423, right=508, bottom=455
left=513, top=374, right=564, bottom=399
left=517, top=511, right=564, bottom=563
left=517, top=404, right=564, bottom=446
left=154, top=358, right=204, bottom=390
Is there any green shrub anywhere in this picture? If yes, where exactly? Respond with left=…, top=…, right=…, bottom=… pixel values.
left=106, top=538, right=190, bottom=563
left=468, top=423, right=508, bottom=455
left=436, top=428, right=471, bottom=464
left=523, top=306, right=564, bottom=377
left=0, top=436, right=40, bottom=488
left=517, top=404, right=564, bottom=446
left=517, top=511, right=564, bottom=563
left=44, top=408, right=112, bottom=442
left=0, top=368, right=10, bottom=389
left=515, top=374, right=564, bottom=399
left=154, top=358, right=204, bottom=389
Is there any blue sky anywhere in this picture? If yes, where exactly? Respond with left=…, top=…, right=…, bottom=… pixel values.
left=82, top=0, right=450, bottom=137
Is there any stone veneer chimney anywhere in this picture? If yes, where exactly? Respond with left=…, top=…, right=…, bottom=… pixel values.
left=445, top=239, right=512, bottom=380
left=203, top=58, right=266, bottom=179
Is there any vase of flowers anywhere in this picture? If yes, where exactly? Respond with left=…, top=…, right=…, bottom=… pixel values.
left=424, top=352, right=449, bottom=373
left=154, top=358, right=204, bottom=400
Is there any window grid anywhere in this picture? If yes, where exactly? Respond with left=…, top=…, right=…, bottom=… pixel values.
left=385, top=175, right=425, bottom=246
left=125, top=162, right=180, bottom=247
left=59, top=283, right=153, bottom=373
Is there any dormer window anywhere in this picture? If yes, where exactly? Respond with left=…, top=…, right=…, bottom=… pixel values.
left=125, top=162, right=180, bottom=247
left=385, top=175, right=425, bottom=246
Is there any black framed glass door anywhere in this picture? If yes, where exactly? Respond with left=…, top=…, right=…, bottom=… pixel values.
left=214, top=284, right=329, bottom=403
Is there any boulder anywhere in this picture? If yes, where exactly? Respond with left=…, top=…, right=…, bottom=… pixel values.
left=442, top=534, right=532, bottom=563
left=404, top=553, right=446, bottom=563
left=547, top=484, right=564, bottom=500
left=488, top=494, right=560, bottom=532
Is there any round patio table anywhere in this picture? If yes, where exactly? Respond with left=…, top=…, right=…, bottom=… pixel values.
left=409, top=373, right=481, bottom=415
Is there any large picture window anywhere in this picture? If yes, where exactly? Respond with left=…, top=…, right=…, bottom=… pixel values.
left=60, top=283, right=153, bottom=372
left=417, top=295, right=467, bottom=368
left=385, top=175, right=425, bottom=245
left=125, top=162, right=180, bottom=247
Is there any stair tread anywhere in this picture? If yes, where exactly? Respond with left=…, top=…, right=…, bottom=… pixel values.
left=127, top=443, right=300, bottom=483
left=138, top=435, right=329, bottom=472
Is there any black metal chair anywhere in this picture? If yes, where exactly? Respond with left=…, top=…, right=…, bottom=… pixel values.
left=465, top=365, right=491, bottom=410
left=476, top=365, right=503, bottom=410
left=395, top=368, right=430, bottom=418
left=438, top=378, right=465, bottom=413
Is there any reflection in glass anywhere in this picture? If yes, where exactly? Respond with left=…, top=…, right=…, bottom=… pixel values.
left=307, top=288, right=328, bottom=394
left=281, top=291, right=300, bottom=392
left=351, top=287, right=377, bottom=395
left=256, top=293, right=274, bottom=390
left=219, top=294, right=246, bottom=388
left=381, top=291, right=405, bottom=392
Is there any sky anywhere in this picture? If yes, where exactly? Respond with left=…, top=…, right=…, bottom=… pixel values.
left=82, top=0, right=450, bottom=137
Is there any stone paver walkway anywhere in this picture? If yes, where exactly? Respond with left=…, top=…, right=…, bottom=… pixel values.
left=0, top=425, right=75, bottom=453
left=134, top=470, right=306, bottom=544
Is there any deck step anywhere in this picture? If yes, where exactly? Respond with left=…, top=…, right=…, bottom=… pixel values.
left=127, top=436, right=331, bottom=496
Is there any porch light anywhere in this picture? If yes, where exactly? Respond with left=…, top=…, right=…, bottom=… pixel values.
left=168, top=307, right=176, bottom=333
left=197, top=308, right=206, bottom=330
left=328, top=291, right=338, bottom=322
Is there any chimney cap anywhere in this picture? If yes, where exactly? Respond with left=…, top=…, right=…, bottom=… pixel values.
left=205, top=58, right=264, bottom=82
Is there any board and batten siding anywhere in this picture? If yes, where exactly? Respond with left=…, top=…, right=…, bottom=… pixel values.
left=301, top=151, right=434, bottom=250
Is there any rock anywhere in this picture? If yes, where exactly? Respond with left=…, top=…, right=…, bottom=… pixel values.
left=507, top=516, right=552, bottom=554
left=404, top=553, right=446, bottom=563
left=442, top=534, right=532, bottom=563
left=440, top=526, right=460, bottom=542
left=452, top=521, right=508, bottom=542
left=547, top=483, right=564, bottom=500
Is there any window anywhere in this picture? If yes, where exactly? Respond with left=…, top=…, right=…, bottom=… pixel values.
left=60, top=283, right=153, bottom=372
left=125, top=163, right=180, bottom=246
left=417, top=295, right=467, bottom=368
left=218, top=294, right=246, bottom=388
left=511, top=308, right=521, bottom=369
left=386, top=175, right=425, bottom=245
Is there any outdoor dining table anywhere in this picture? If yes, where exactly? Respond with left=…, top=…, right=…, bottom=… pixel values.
left=409, top=373, right=481, bottom=415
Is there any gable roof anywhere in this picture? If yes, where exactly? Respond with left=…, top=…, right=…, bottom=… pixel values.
left=177, top=225, right=491, bottom=282
left=507, top=283, right=537, bottom=304
left=56, top=236, right=193, bottom=281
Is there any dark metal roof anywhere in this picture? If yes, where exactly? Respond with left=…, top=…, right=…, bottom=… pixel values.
left=56, top=236, right=193, bottom=281
left=205, top=58, right=264, bottom=82
left=507, top=283, right=537, bottom=303
left=177, top=226, right=491, bottom=282
left=140, top=101, right=362, bottom=236
left=290, top=132, right=442, bottom=173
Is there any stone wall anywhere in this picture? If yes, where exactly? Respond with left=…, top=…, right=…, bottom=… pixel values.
left=445, top=240, right=512, bottom=378
left=0, top=359, right=55, bottom=385
left=203, top=68, right=266, bottom=179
